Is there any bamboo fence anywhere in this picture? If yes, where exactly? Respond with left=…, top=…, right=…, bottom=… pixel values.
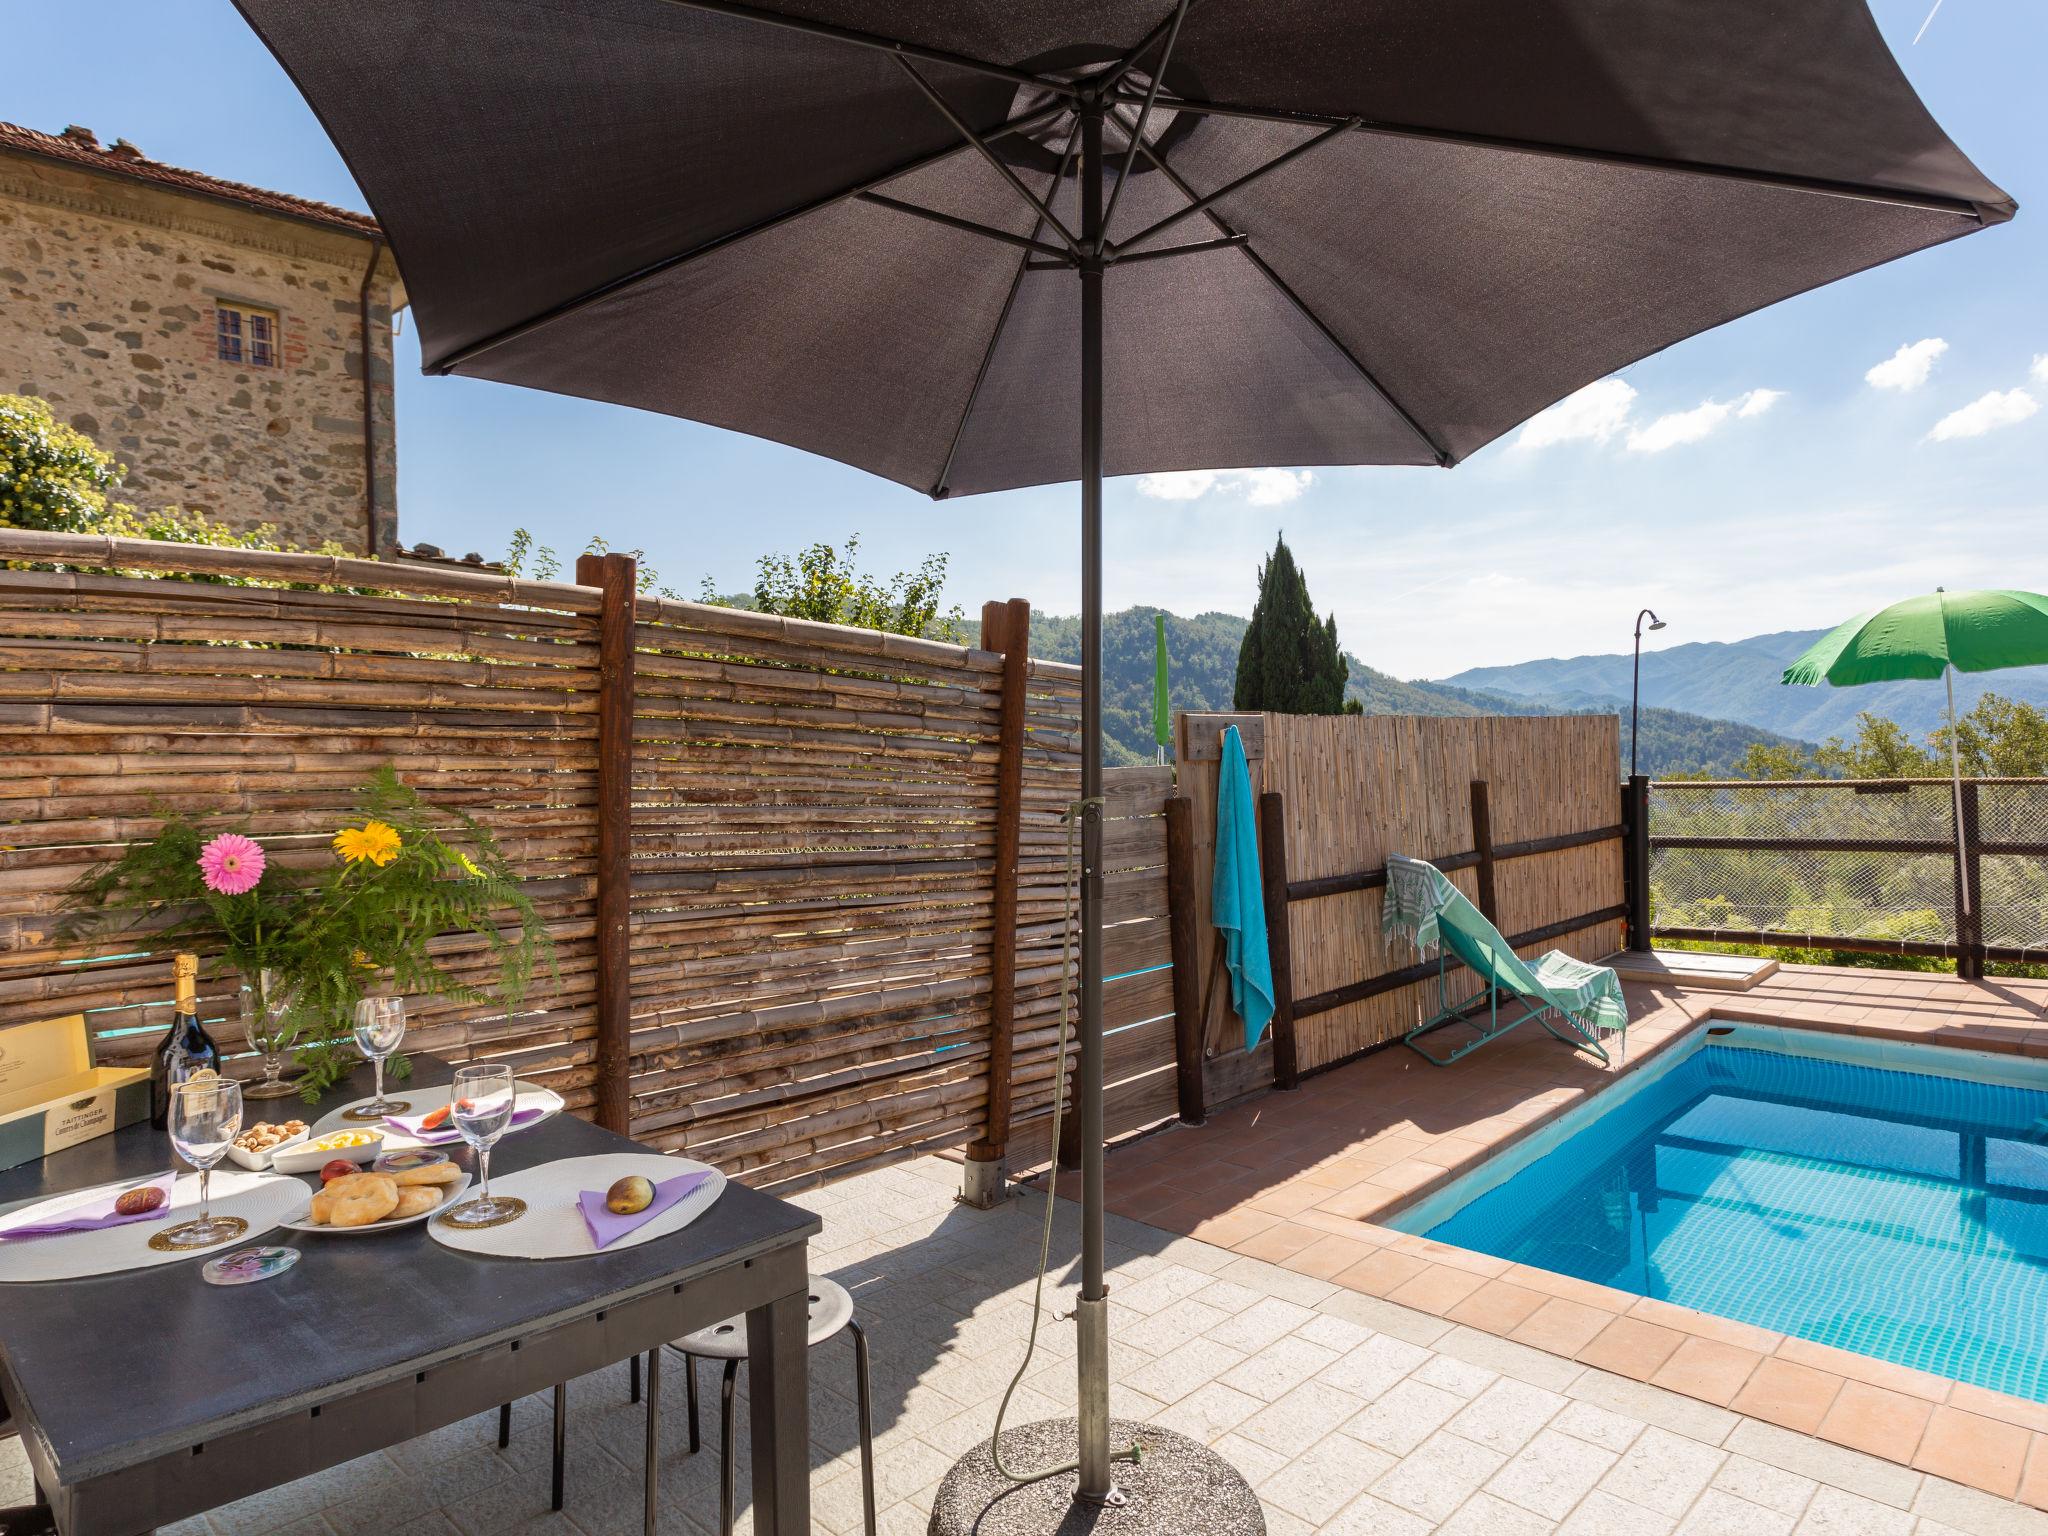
left=0, top=530, right=1181, bottom=1192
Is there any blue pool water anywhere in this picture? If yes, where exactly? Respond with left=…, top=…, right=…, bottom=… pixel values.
left=1411, top=1036, right=2048, bottom=1401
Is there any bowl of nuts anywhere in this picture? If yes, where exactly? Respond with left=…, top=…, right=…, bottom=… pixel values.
left=227, top=1118, right=311, bottom=1171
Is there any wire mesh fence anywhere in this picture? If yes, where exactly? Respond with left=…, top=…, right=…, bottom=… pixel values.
left=1647, top=779, right=2048, bottom=961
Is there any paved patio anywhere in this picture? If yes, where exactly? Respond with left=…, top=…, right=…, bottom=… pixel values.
left=12, top=1137, right=2048, bottom=1536
left=1095, top=964, right=2048, bottom=1509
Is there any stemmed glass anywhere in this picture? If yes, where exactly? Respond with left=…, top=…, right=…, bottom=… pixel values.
left=154, top=1076, right=248, bottom=1251
left=241, top=969, right=300, bottom=1100
left=438, top=1063, right=526, bottom=1229
left=344, top=995, right=411, bottom=1120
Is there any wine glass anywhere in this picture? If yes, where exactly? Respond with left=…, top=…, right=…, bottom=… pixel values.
left=241, top=969, right=301, bottom=1100
left=344, top=995, right=411, bottom=1120
left=439, top=1063, right=526, bottom=1229
left=154, top=1076, right=248, bottom=1251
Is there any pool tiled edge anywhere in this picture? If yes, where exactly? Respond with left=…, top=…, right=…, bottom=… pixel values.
left=1099, top=964, right=2048, bottom=1506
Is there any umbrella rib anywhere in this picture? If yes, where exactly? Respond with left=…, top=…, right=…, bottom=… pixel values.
left=428, top=97, right=1070, bottom=375
left=1116, top=118, right=1452, bottom=466
left=855, top=193, right=1076, bottom=261
left=1100, top=0, right=1193, bottom=242
left=653, top=0, right=1081, bottom=97
left=1108, top=119, right=1357, bottom=256
left=893, top=57, right=1086, bottom=258
left=1107, top=89, right=1994, bottom=221
left=931, top=123, right=1085, bottom=499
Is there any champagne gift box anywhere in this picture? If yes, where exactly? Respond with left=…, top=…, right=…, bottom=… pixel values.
left=0, top=1014, right=150, bottom=1173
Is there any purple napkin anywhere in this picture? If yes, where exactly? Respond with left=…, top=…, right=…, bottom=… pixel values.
left=0, top=1170, right=177, bottom=1243
left=385, top=1104, right=547, bottom=1145
left=578, top=1171, right=715, bottom=1250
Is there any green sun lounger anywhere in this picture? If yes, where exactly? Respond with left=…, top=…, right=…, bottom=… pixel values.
left=1381, top=854, right=1628, bottom=1067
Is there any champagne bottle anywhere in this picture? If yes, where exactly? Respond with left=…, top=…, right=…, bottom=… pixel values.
left=151, top=953, right=224, bottom=1129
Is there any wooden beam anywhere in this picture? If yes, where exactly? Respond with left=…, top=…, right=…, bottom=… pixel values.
left=577, top=551, right=637, bottom=1135
left=1257, top=790, right=1298, bottom=1091
left=1164, top=794, right=1205, bottom=1125
left=1469, top=779, right=1497, bottom=925
left=969, top=598, right=1030, bottom=1175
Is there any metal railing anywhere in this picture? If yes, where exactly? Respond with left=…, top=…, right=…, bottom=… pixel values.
left=1640, top=777, right=2048, bottom=978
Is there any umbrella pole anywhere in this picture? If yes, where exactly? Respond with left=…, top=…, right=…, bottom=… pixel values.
left=1073, top=94, right=1114, bottom=1506
left=1947, top=664, right=1971, bottom=917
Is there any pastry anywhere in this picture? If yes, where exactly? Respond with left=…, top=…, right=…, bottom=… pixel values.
left=392, top=1186, right=444, bottom=1219
left=390, top=1162, right=463, bottom=1188
left=311, top=1171, right=399, bottom=1228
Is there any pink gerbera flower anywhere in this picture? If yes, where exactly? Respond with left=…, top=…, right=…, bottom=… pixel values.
left=198, top=833, right=266, bottom=896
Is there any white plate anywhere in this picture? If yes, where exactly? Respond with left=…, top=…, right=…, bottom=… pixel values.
left=312, top=1081, right=564, bottom=1150
left=276, top=1171, right=471, bottom=1235
left=270, top=1129, right=385, bottom=1176
left=427, top=1154, right=724, bottom=1260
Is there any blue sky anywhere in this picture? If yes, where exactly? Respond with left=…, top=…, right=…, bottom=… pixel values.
left=8, top=1, right=2042, bottom=678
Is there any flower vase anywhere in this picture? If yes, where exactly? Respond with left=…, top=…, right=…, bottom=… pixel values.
left=240, top=968, right=303, bottom=1100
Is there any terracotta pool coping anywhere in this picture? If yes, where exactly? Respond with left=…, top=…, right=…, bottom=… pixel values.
left=1097, top=965, right=2048, bottom=1506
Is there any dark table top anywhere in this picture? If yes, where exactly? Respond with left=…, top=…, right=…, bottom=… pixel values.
left=0, top=1056, right=818, bottom=1484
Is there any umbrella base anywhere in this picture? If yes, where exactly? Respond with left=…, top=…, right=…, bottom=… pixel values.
left=927, top=1418, right=1262, bottom=1536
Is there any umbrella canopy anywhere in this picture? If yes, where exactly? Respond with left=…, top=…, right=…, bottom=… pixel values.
left=232, top=1, right=2010, bottom=497
left=233, top=0, right=2011, bottom=1508
left=1784, top=590, right=2048, bottom=685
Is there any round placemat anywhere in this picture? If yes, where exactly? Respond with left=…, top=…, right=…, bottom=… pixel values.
left=427, top=1154, right=725, bottom=1260
left=0, top=1171, right=307, bottom=1283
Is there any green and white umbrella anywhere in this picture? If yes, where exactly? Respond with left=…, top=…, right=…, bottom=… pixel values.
left=1783, top=589, right=2048, bottom=915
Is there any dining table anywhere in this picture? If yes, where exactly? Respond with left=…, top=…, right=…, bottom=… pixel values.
left=0, top=1054, right=820, bottom=1536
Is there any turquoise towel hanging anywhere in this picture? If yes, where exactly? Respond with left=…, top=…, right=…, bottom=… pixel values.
left=1211, top=725, right=1275, bottom=1051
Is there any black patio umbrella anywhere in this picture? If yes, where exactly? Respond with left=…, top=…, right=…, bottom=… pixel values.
left=232, top=0, right=2010, bottom=1519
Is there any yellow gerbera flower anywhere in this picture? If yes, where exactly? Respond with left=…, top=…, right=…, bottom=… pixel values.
left=334, top=821, right=402, bottom=866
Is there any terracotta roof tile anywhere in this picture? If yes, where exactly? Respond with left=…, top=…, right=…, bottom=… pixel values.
left=0, top=119, right=380, bottom=238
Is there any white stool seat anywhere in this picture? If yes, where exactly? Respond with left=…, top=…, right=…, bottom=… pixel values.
left=676, top=1275, right=853, bottom=1358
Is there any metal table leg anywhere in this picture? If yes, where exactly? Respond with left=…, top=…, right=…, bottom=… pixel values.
left=551, top=1384, right=566, bottom=1512
left=745, top=1288, right=810, bottom=1536
left=685, top=1351, right=701, bottom=1453
left=719, top=1360, right=739, bottom=1536
left=642, top=1339, right=661, bottom=1536
left=497, top=1401, right=511, bottom=1449
left=630, top=1351, right=641, bottom=1405
left=849, top=1319, right=876, bottom=1536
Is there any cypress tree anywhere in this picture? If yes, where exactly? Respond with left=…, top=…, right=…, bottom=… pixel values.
left=1233, top=534, right=1351, bottom=714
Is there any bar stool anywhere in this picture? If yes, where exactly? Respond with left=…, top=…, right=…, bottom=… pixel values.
left=672, top=1275, right=875, bottom=1536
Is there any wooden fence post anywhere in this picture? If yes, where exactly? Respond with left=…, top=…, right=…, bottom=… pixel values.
left=1164, top=794, right=1205, bottom=1125
left=1959, top=780, right=1986, bottom=982
left=965, top=598, right=1029, bottom=1207
left=1623, top=775, right=1652, bottom=953
left=1469, top=780, right=1497, bottom=924
left=1257, top=790, right=1299, bottom=1091
left=577, top=551, right=636, bottom=1136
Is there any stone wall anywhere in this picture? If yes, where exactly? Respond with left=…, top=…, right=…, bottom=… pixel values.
left=0, top=153, right=400, bottom=554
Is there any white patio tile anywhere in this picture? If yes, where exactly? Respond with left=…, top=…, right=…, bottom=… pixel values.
left=1711, top=1453, right=1818, bottom=1519
left=1148, top=1380, right=1266, bottom=1443
left=1794, top=1486, right=1918, bottom=1536
left=1369, top=1430, right=1511, bottom=1524
left=1258, top=1434, right=1397, bottom=1525
left=1316, top=1332, right=1433, bottom=1400
left=1486, top=1428, right=1619, bottom=1521
left=1221, top=1334, right=1341, bottom=1403
left=1549, top=1399, right=1648, bottom=1454
left=1598, top=1427, right=1727, bottom=1520
left=1676, top=1489, right=1796, bottom=1536
left=1448, top=1378, right=1571, bottom=1456
left=1234, top=1379, right=1369, bottom=1452
left=1557, top=1490, right=1680, bottom=1536
left=1414, top=1352, right=1503, bottom=1400
left=1342, top=1376, right=1467, bottom=1457
left=1438, top=1490, right=1560, bottom=1536
left=1207, top=1296, right=1319, bottom=1354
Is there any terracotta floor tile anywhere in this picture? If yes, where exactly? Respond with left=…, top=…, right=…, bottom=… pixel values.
left=1314, top=1183, right=1399, bottom=1222
left=1279, top=1233, right=1380, bottom=1281
left=1333, top=1247, right=1430, bottom=1298
left=1913, top=1406, right=2030, bottom=1498
left=1384, top=1262, right=1489, bottom=1316
left=2019, top=1435, right=2048, bottom=1511
left=1507, top=1297, right=1614, bottom=1357
left=1184, top=1207, right=1281, bottom=1247
left=1648, top=1336, right=1764, bottom=1407
left=1244, top=1180, right=1327, bottom=1218
left=1230, top=1219, right=1321, bottom=1263
left=1775, top=1336, right=1951, bottom=1402
left=1445, top=1278, right=1548, bottom=1335
left=1815, top=1381, right=1934, bottom=1462
left=1503, top=1264, right=1632, bottom=1312
left=1627, top=1296, right=1782, bottom=1354
left=1945, top=1381, right=2048, bottom=1435
left=1576, top=1317, right=1685, bottom=1382
left=1729, top=1357, right=1844, bottom=1435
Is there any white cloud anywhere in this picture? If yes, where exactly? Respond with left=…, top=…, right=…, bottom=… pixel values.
left=1865, top=337, right=1948, bottom=390
left=1515, top=378, right=1636, bottom=449
left=2032, top=354, right=2048, bottom=384
left=1929, top=388, right=2039, bottom=441
left=1625, top=389, right=1781, bottom=453
left=1132, top=467, right=1314, bottom=505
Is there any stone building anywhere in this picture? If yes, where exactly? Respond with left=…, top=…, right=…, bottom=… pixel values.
left=0, top=121, right=403, bottom=555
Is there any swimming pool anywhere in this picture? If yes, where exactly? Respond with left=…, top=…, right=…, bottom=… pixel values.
left=1392, top=1022, right=2048, bottom=1402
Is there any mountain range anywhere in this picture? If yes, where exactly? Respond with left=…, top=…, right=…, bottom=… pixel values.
left=1027, top=608, right=1808, bottom=773
left=1438, top=630, right=2048, bottom=743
